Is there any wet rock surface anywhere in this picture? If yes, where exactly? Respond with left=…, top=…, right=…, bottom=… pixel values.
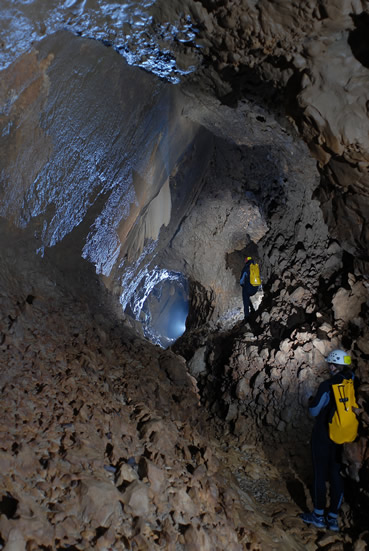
left=0, top=30, right=324, bottom=333
left=2, top=2, right=369, bottom=264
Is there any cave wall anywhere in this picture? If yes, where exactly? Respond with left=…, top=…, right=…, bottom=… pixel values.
left=0, top=29, right=298, bottom=329
left=1, top=2, right=368, bottom=439
left=2, top=1, right=369, bottom=272
left=0, top=31, right=205, bottom=281
left=188, top=0, right=369, bottom=268
left=3, top=1, right=369, bottom=327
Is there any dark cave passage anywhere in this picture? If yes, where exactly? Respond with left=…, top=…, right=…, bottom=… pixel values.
left=126, top=270, right=189, bottom=349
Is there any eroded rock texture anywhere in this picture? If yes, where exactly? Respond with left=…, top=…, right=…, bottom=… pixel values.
left=0, top=225, right=320, bottom=551
left=189, top=0, right=369, bottom=267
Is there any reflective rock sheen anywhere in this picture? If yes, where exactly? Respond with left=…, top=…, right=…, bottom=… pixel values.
left=0, top=0, right=201, bottom=81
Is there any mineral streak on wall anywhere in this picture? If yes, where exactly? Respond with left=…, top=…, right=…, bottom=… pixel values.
left=0, top=31, right=202, bottom=284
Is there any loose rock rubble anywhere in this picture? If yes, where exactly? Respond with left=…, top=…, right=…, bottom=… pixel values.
left=0, top=228, right=337, bottom=551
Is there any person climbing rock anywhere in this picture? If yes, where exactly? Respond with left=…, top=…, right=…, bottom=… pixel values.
left=239, top=256, right=261, bottom=321
left=301, top=349, right=358, bottom=532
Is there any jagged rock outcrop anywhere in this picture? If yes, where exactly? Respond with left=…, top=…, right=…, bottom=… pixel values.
left=187, top=1, right=369, bottom=267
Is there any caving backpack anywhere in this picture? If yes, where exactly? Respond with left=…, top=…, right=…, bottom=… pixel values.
left=240, top=260, right=261, bottom=287
left=249, top=262, right=261, bottom=286
left=329, top=377, right=359, bottom=444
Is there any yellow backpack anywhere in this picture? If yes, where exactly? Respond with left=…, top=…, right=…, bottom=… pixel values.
left=249, top=262, right=261, bottom=286
left=329, top=378, right=359, bottom=444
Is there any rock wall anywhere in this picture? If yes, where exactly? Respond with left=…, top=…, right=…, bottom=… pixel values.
left=0, top=31, right=205, bottom=279
left=189, top=0, right=369, bottom=266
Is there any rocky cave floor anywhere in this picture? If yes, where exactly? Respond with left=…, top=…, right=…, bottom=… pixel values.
left=1, top=228, right=369, bottom=551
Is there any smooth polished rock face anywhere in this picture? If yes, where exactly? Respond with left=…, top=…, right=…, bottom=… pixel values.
left=0, top=31, right=212, bottom=336
left=0, top=31, right=202, bottom=273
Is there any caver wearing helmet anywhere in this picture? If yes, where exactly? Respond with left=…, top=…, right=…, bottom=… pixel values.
left=300, top=347, right=356, bottom=532
left=239, top=256, right=260, bottom=320
left=325, top=349, right=352, bottom=366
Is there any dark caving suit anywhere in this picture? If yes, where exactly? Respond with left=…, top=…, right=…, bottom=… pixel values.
left=308, top=369, right=355, bottom=516
left=240, top=258, right=259, bottom=320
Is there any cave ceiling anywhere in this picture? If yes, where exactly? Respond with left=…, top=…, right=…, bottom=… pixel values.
left=1, top=1, right=368, bottom=307
left=0, top=2, right=368, bottom=388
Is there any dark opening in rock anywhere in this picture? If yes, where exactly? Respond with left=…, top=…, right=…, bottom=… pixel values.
left=349, top=13, right=369, bottom=69
left=127, top=270, right=189, bottom=349
left=0, top=493, right=18, bottom=519
left=143, top=277, right=189, bottom=348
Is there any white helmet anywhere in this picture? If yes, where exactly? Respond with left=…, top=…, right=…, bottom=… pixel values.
left=325, top=349, right=351, bottom=366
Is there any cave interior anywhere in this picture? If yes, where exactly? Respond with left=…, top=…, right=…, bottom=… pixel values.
left=0, top=2, right=369, bottom=550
